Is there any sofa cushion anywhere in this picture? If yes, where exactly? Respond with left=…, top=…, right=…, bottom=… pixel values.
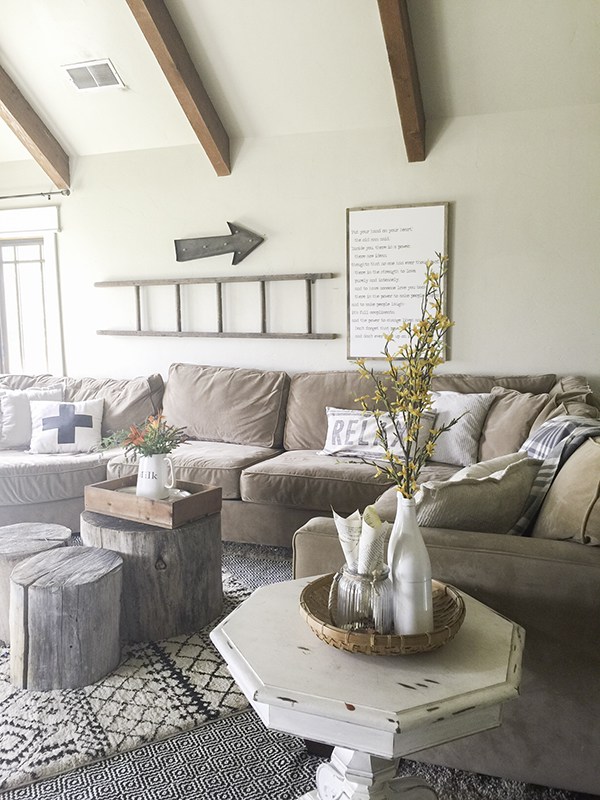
left=317, top=406, right=435, bottom=459
left=0, top=373, right=165, bottom=438
left=284, top=371, right=370, bottom=451
left=283, top=372, right=570, bottom=453
left=240, top=450, right=392, bottom=513
left=0, top=373, right=65, bottom=392
left=0, top=448, right=118, bottom=505
left=107, top=440, right=281, bottom=500
left=0, top=387, right=63, bottom=449
left=478, top=376, right=598, bottom=462
left=430, top=391, right=495, bottom=466
left=372, top=462, right=462, bottom=523
left=531, top=437, right=600, bottom=545
left=414, top=453, right=541, bottom=533
left=29, top=399, right=104, bottom=454
left=479, top=387, right=554, bottom=460
left=162, top=363, right=289, bottom=448
left=430, top=374, right=558, bottom=394
left=65, top=374, right=164, bottom=436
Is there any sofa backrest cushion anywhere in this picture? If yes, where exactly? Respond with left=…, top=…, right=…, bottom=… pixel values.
left=65, top=374, right=164, bottom=436
left=478, top=375, right=596, bottom=461
left=0, top=373, right=165, bottom=437
left=284, top=371, right=369, bottom=451
left=531, top=436, right=600, bottom=546
left=430, top=374, right=558, bottom=394
left=162, top=363, right=290, bottom=448
left=478, top=387, right=556, bottom=461
left=284, top=371, right=597, bottom=457
left=0, top=373, right=64, bottom=392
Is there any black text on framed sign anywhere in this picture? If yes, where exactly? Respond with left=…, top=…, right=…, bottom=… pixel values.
left=346, top=202, right=449, bottom=359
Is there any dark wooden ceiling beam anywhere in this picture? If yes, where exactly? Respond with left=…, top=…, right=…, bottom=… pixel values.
left=0, top=63, right=70, bottom=190
left=377, top=0, right=426, bottom=162
left=125, top=0, right=231, bottom=176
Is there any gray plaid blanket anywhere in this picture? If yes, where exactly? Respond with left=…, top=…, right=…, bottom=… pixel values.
left=511, top=416, right=600, bottom=535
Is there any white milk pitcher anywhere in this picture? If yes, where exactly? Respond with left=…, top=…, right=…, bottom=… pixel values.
left=136, top=454, right=175, bottom=500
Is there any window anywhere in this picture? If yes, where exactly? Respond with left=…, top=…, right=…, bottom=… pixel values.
left=0, top=207, right=64, bottom=375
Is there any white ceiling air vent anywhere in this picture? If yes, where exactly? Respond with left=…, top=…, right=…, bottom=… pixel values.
left=63, top=59, right=125, bottom=91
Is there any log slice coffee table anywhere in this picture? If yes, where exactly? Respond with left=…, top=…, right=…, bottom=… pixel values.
left=81, top=507, right=222, bottom=643
left=211, top=577, right=524, bottom=800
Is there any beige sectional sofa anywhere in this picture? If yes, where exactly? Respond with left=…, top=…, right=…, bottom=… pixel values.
left=2, top=363, right=599, bottom=794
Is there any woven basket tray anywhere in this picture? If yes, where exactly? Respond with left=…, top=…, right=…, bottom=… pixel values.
left=299, top=574, right=466, bottom=656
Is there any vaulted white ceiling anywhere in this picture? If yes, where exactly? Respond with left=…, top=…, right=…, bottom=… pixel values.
left=0, top=0, right=598, bottom=168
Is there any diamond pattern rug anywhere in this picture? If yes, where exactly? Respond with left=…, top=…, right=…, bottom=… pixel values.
left=0, top=571, right=250, bottom=792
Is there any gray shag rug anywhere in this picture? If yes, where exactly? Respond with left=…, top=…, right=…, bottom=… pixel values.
left=0, top=542, right=594, bottom=800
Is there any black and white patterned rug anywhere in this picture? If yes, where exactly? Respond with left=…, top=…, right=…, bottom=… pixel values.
left=0, top=569, right=250, bottom=793
left=0, top=543, right=593, bottom=800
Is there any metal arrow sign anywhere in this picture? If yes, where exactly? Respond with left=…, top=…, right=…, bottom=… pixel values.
left=174, top=222, right=265, bottom=265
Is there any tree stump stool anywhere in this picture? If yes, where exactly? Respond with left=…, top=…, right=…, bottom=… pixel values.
left=10, top=546, right=123, bottom=691
left=0, top=523, right=72, bottom=644
left=80, top=510, right=222, bottom=642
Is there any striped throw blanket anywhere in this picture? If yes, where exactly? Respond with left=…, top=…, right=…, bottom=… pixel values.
left=511, top=416, right=600, bottom=535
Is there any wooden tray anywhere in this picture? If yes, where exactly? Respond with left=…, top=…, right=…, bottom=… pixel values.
left=299, top=574, right=465, bottom=656
left=84, top=476, right=222, bottom=529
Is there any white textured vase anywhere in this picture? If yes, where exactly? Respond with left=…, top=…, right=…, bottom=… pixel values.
left=136, top=454, right=174, bottom=500
left=386, top=494, right=434, bottom=635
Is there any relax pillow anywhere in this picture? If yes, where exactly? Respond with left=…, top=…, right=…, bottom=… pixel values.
left=415, top=452, right=541, bottom=533
left=531, top=437, right=600, bottom=546
left=0, top=387, right=63, bottom=449
left=29, top=399, right=104, bottom=454
left=318, top=407, right=435, bottom=459
left=429, top=391, right=494, bottom=466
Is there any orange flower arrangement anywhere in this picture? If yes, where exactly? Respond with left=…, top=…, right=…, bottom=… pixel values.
left=101, top=414, right=188, bottom=457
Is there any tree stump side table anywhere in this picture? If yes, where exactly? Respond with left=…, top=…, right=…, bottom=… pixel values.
left=10, top=546, right=123, bottom=691
left=80, top=509, right=222, bottom=642
left=0, top=523, right=72, bottom=644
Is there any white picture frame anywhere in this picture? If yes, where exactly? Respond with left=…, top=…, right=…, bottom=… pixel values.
left=346, top=202, right=449, bottom=359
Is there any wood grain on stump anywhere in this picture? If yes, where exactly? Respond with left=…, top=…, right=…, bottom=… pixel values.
left=0, top=523, right=71, bottom=644
left=9, top=546, right=123, bottom=691
left=80, top=510, right=222, bottom=642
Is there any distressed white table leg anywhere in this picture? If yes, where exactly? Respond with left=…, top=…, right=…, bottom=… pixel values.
left=298, top=747, right=438, bottom=800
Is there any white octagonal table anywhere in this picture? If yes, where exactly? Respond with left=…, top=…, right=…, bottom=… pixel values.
left=211, top=577, right=524, bottom=800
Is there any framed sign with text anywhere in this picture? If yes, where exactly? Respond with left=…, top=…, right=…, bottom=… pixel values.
left=346, top=202, right=449, bottom=359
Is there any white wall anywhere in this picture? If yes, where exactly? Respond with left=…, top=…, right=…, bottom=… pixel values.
left=1, top=101, right=599, bottom=391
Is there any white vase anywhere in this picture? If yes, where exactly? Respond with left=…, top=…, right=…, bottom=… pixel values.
left=136, top=454, right=175, bottom=500
left=386, top=493, right=434, bottom=635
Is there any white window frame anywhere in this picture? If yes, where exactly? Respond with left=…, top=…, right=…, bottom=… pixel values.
left=0, top=207, right=65, bottom=375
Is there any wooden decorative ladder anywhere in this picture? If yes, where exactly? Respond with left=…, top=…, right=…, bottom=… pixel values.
left=95, top=272, right=338, bottom=339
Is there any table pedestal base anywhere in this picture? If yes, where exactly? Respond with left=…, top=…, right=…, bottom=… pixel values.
left=298, top=747, right=437, bottom=800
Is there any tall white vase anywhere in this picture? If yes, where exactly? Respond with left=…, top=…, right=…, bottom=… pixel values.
left=386, top=494, right=434, bottom=635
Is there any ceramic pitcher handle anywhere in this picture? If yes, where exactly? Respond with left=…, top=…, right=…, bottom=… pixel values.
left=165, top=456, right=175, bottom=490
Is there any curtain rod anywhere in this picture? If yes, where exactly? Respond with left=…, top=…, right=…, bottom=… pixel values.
left=0, top=189, right=71, bottom=201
